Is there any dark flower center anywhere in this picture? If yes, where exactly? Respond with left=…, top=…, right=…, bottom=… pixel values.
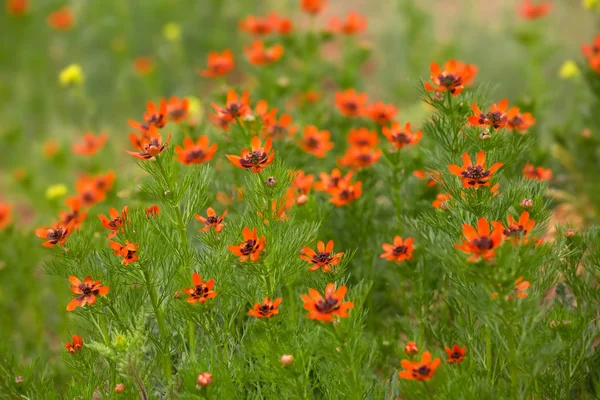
left=357, top=153, right=373, bottom=163
left=393, top=132, right=410, bottom=144
left=80, top=284, right=93, bottom=296
left=461, top=165, right=489, bottom=180
left=186, top=149, right=205, bottom=162
left=451, top=352, right=462, bottom=359
left=392, top=245, right=407, bottom=255
left=472, top=236, right=494, bottom=250
left=109, top=218, right=122, bottom=229
left=509, top=116, right=523, bottom=127
left=224, top=103, right=242, bottom=117
left=439, top=74, right=461, bottom=88
left=241, top=151, right=266, bottom=167
left=315, top=296, right=339, bottom=313
left=414, top=365, right=431, bottom=376
left=344, top=102, right=358, bottom=112
left=312, top=252, right=333, bottom=264
left=259, top=304, right=271, bottom=314
left=306, top=137, right=320, bottom=149
left=169, top=108, right=186, bottom=119
left=241, top=240, right=256, bottom=255
left=486, top=111, right=505, bottom=128
left=206, top=216, right=219, bottom=224
left=504, top=225, right=525, bottom=237
left=147, top=114, right=165, bottom=127
left=48, top=227, right=65, bottom=240
left=194, top=284, right=209, bottom=296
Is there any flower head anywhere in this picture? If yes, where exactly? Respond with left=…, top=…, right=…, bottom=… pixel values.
left=301, top=0, right=327, bottom=14
left=175, top=136, right=217, bottom=165
left=335, top=89, right=368, bottom=117
left=245, top=40, right=284, bottom=66
left=199, top=50, right=234, bottom=78
left=338, top=145, right=382, bottom=169
left=433, top=193, right=451, bottom=209
left=127, top=126, right=171, bottom=160
left=382, top=122, right=422, bottom=149
left=197, top=372, right=213, bottom=388
left=133, top=57, right=154, bottom=75
left=329, top=181, right=363, bottom=207
left=7, top=0, right=28, bottom=16
left=228, top=227, right=266, bottom=262
left=301, top=282, right=354, bottom=322
left=301, top=240, right=344, bottom=272
left=315, top=168, right=353, bottom=193
left=72, top=132, right=108, bottom=156
left=226, top=136, right=275, bottom=172
left=365, top=102, right=397, bottom=125
left=398, top=351, right=441, bottom=381
left=404, top=341, right=418, bottom=356
left=298, top=125, right=334, bottom=157
left=380, top=236, right=414, bottom=263
left=248, top=297, right=282, bottom=318
left=518, top=0, right=552, bottom=19
left=329, top=12, right=367, bottom=35
left=195, top=207, right=227, bottom=233
left=65, top=334, right=83, bottom=353
left=468, top=100, right=510, bottom=130
left=211, top=90, right=252, bottom=122
left=523, top=163, right=552, bottom=180
left=448, top=151, right=503, bottom=189
left=129, top=99, right=168, bottom=132
left=48, top=7, right=74, bottom=30
left=503, top=211, right=536, bottom=244
left=59, top=64, right=84, bottom=87
left=506, top=108, right=536, bottom=132
left=0, top=202, right=13, bottom=230
left=184, top=272, right=217, bottom=304
left=35, top=221, right=75, bottom=247
left=66, top=275, right=109, bottom=311
left=145, top=205, right=161, bottom=219
left=109, top=240, right=138, bottom=265
left=166, top=96, right=190, bottom=123
left=454, top=217, right=504, bottom=262
left=347, top=127, right=378, bottom=148
left=424, top=60, right=478, bottom=97
left=445, top=345, right=466, bottom=364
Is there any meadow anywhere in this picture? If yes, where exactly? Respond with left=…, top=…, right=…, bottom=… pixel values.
left=2, top=0, right=600, bottom=398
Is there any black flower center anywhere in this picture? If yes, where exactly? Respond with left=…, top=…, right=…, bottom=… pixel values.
left=312, top=252, right=333, bottom=264
left=472, top=236, right=493, bottom=250
left=503, top=225, right=525, bottom=237
left=439, top=74, right=461, bottom=88
left=392, top=245, right=407, bottom=255
left=186, top=149, right=205, bottom=162
left=315, top=296, right=339, bottom=313
left=241, top=240, right=256, bottom=255
left=194, top=284, right=209, bottom=296
left=461, top=165, right=489, bottom=180
left=414, top=365, right=431, bottom=377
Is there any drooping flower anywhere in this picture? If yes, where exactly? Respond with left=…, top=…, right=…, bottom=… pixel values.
left=65, top=334, right=83, bottom=353
left=300, top=0, right=327, bottom=14
left=226, top=136, right=275, bottom=172
left=195, top=207, right=227, bottom=233
left=522, top=163, right=552, bottom=180
left=66, top=275, right=109, bottom=311
left=335, top=89, right=368, bottom=117
left=183, top=272, right=217, bottom=304
left=175, top=136, right=218, bottom=165
left=301, top=240, right=344, bottom=272
left=338, top=145, right=382, bottom=169
left=518, top=0, right=552, bottom=19
left=365, top=102, right=398, bottom=125
left=109, top=240, right=138, bottom=265
left=328, top=12, right=367, bottom=35
left=128, top=99, right=168, bottom=132
left=454, top=217, right=504, bottom=262
left=315, top=168, right=353, bottom=194
left=398, top=351, right=441, bottom=381
left=503, top=211, right=536, bottom=244
left=382, top=122, right=422, bottom=149
left=248, top=297, right=282, bottom=318
left=329, top=181, right=363, bottom=207
left=245, top=40, right=284, bottom=66
left=298, top=125, right=334, bottom=157
left=228, top=227, right=266, bottom=262
left=380, top=236, right=414, bottom=263
left=35, top=221, right=75, bottom=247
left=424, top=60, right=478, bottom=97
left=72, top=132, right=108, bottom=156
left=506, top=108, right=536, bottom=132
left=127, top=126, right=171, bottom=160
left=301, top=282, right=354, bottom=322
left=48, top=7, right=74, bottom=30
left=448, top=151, right=503, bottom=189
left=199, top=50, right=234, bottom=78
left=445, top=345, right=466, bottom=364
left=211, top=90, right=252, bottom=122
left=98, top=206, right=128, bottom=239
left=468, top=100, right=510, bottom=130
left=166, top=96, right=190, bottom=123
left=0, top=202, right=13, bottom=230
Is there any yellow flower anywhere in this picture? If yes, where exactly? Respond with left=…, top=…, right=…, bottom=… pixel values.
left=59, top=64, right=84, bottom=87
left=163, top=23, right=181, bottom=41
left=46, top=184, right=68, bottom=200
left=186, top=96, right=203, bottom=117
left=583, top=0, right=598, bottom=9
left=559, top=61, right=580, bottom=79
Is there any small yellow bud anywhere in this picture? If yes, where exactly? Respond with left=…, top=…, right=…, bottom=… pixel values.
left=163, top=23, right=181, bottom=41
left=558, top=60, right=580, bottom=79
left=46, top=184, right=68, bottom=200
left=59, top=64, right=84, bottom=87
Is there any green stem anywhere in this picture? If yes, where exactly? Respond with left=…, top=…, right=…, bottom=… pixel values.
left=188, top=320, right=196, bottom=358
left=485, top=324, right=492, bottom=380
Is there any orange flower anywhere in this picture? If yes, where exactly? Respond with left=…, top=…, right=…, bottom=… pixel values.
left=582, top=35, right=600, bottom=73
left=404, top=342, right=419, bottom=356
left=518, top=0, right=551, bottom=20
left=256, top=101, right=297, bottom=139
left=424, top=60, right=478, bottom=97
left=211, top=90, right=252, bottom=122
left=432, top=193, right=451, bottom=209
left=175, top=136, right=217, bottom=165
left=315, top=168, right=353, bottom=193
left=468, top=100, right=510, bottom=130
left=248, top=297, right=282, bottom=318
left=380, top=236, right=414, bottom=263
left=35, top=221, right=74, bottom=247
left=245, top=40, right=284, bottom=66
left=506, top=108, right=536, bottom=132
left=226, top=136, right=275, bottom=172
left=133, top=57, right=153, bottom=75
left=0, top=202, right=13, bottom=230
left=239, top=13, right=282, bottom=35
left=347, top=127, right=378, bottom=148
left=448, top=151, right=503, bottom=189
left=199, top=50, right=234, bottom=78
left=109, top=240, right=138, bottom=265
left=43, top=139, right=59, bottom=159
left=183, top=272, right=217, bottom=304
left=510, top=277, right=530, bottom=300
left=301, top=282, right=354, bottom=322
left=66, top=275, right=109, bottom=311
left=335, top=89, right=368, bottom=117
left=338, top=145, right=382, bottom=169
left=382, top=122, right=422, bottom=149
left=365, top=102, right=397, bottom=125
left=257, top=199, right=289, bottom=224
left=98, top=206, right=128, bottom=239
left=47, top=7, right=74, bottom=30
left=291, top=170, right=314, bottom=195
left=75, top=172, right=115, bottom=207
left=445, top=345, right=466, bottom=364
left=166, top=96, right=190, bottom=123
left=300, top=240, right=344, bottom=272
left=195, top=207, right=227, bottom=233
left=72, top=132, right=108, bottom=156
left=329, top=180, right=362, bottom=207
left=298, top=125, right=334, bottom=157
left=58, top=197, right=88, bottom=230
left=413, top=170, right=439, bottom=187
left=454, top=217, right=504, bottom=262
left=398, top=351, right=441, bottom=381
left=145, top=205, right=160, bottom=219
left=7, top=0, right=28, bottom=16
left=523, top=163, right=552, bottom=181
left=65, top=334, right=83, bottom=353
left=129, top=99, right=168, bottom=132
left=127, top=126, right=171, bottom=160
left=301, top=0, right=327, bottom=14
left=228, top=227, right=266, bottom=262
left=329, top=12, right=367, bottom=35
left=503, top=211, right=535, bottom=244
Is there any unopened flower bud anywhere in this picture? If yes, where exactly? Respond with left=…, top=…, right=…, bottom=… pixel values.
left=265, top=177, right=277, bottom=187
left=197, top=372, right=212, bottom=388
left=479, top=131, right=492, bottom=140
left=115, top=383, right=125, bottom=393
left=15, top=376, right=24, bottom=384
left=565, top=229, right=576, bottom=238
left=404, top=341, right=418, bottom=356
left=164, top=190, right=171, bottom=197
left=296, top=194, right=308, bottom=205
left=520, top=198, right=533, bottom=208
left=433, top=92, right=444, bottom=102
left=279, top=354, right=294, bottom=367
left=582, top=128, right=592, bottom=139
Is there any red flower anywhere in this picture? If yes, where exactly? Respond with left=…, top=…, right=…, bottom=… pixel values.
left=133, top=57, right=153, bottom=75
left=145, top=205, right=160, bottom=219
left=0, top=202, right=13, bottom=230
left=503, top=211, right=536, bottom=244
left=7, top=0, right=28, bottom=16
left=65, top=334, right=83, bottom=353
left=183, top=272, right=217, bottom=304
left=66, top=275, right=109, bottom=311
left=315, top=168, right=353, bottom=194
left=298, top=125, right=334, bottom=157
left=211, top=90, right=252, bottom=122
left=255, top=101, right=297, bottom=139
left=245, top=40, right=284, bottom=66
left=338, top=145, right=382, bottom=169
left=445, top=345, right=466, bottom=364
left=175, top=136, right=218, bottom=165
left=347, top=127, right=378, bottom=148
left=329, top=12, right=367, bottom=35
left=404, top=342, right=418, bottom=356
left=47, top=7, right=74, bottom=30
left=424, top=60, right=478, bottom=97
left=329, top=181, right=362, bottom=207
left=523, top=163, right=552, bottom=181
left=239, top=13, right=290, bottom=35
left=506, top=108, right=536, bottom=132
left=98, top=206, right=128, bottom=239
left=199, top=50, right=234, bottom=78
left=228, top=227, right=266, bottom=262
left=510, top=277, right=530, bottom=300
left=454, top=217, right=504, bottom=262
left=301, top=0, right=327, bottom=15
left=365, top=102, right=397, bottom=125
left=300, top=240, right=344, bottom=272
left=380, top=236, right=414, bottom=263
left=195, top=207, right=227, bottom=233
left=468, top=100, right=510, bottom=130
left=226, top=136, right=275, bottom=172
left=248, top=297, right=282, bottom=318
left=582, top=35, right=600, bottom=73
left=72, top=132, right=108, bottom=156
left=109, top=240, right=138, bottom=265
left=335, top=89, right=368, bottom=117
left=35, top=221, right=75, bottom=247
left=129, top=99, right=168, bottom=132
left=75, top=172, right=115, bottom=206
left=448, top=151, right=503, bottom=189
left=301, top=282, right=354, bottom=322
left=398, top=351, right=441, bottom=381
left=382, top=122, right=422, bottom=149
left=166, top=97, right=190, bottom=123
left=432, top=193, right=451, bottom=209
left=127, top=126, right=171, bottom=160
left=518, top=0, right=552, bottom=20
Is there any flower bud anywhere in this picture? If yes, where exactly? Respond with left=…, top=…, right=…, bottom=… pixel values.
left=265, top=177, right=277, bottom=187
left=565, top=229, right=576, bottom=238
left=296, top=194, right=308, bottom=205
left=404, top=341, right=418, bottom=356
left=279, top=354, right=294, bottom=367
left=581, top=128, right=592, bottom=139
left=520, top=198, right=533, bottom=208
left=479, top=131, right=492, bottom=140
left=197, top=372, right=212, bottom=388
left=15, top=376, right=24, bottom=384
left=115, top=383, right=125, bottom=393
